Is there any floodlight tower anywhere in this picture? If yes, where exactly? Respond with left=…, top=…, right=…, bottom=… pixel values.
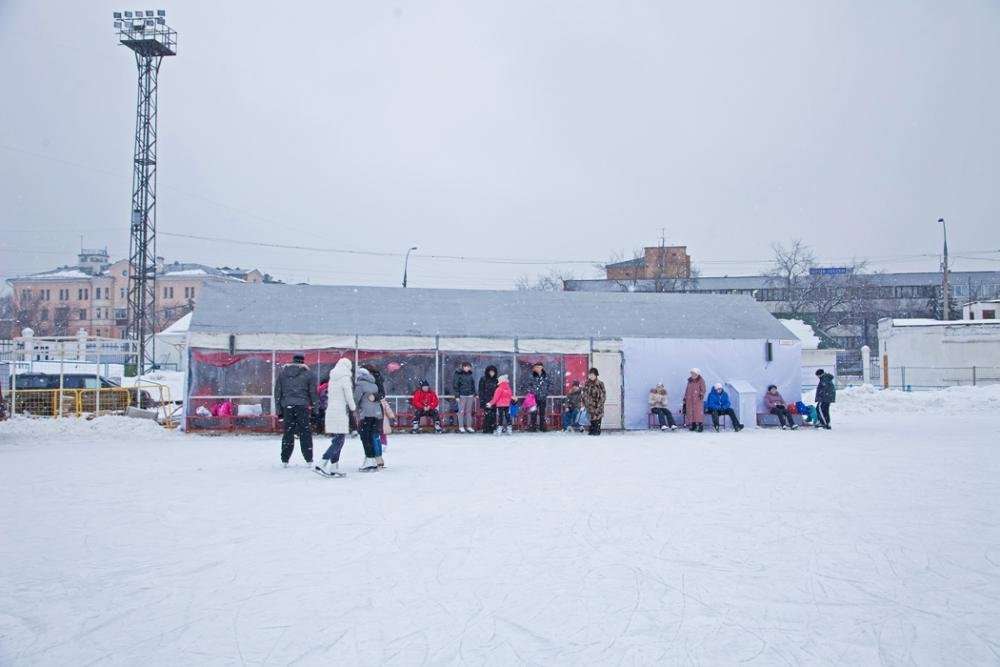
left=113, top=9, right=177, bottom=373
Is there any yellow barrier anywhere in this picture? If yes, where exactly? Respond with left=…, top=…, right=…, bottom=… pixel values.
left=7, top=385, right=175, bottom=428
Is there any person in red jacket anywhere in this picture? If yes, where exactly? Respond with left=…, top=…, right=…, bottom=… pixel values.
left=410, top=379, right=443, bottom=433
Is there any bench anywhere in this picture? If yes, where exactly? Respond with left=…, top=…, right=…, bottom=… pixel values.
left=756, top=413, right=807, bottom=428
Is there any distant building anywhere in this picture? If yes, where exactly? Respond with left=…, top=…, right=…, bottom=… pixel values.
left=5, top=249, right=278, bottom=338
left=605, top=246, right=692, bottom=281
left=963, top=300, right=999, bottom=320
left=565, top=270, right=1000, bottom=350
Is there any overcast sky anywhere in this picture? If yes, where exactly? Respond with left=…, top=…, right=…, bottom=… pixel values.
left=2, top=0, right=999, bottom=289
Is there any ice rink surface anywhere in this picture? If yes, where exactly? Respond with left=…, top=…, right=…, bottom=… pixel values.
left=2, top=387, right=999, bottom=665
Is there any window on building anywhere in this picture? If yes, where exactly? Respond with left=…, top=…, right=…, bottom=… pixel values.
left=44, top=289, right=51, bottom=300
left=59, top=289, right=69, bottom=301
left=78, top=309, right=87, bottom=320
left=984, top=309, right=997, bottom=319
left=163, top=286, right=174, bottom=299
left=184, top=286, right=196, bottom=299
left=20, top=289, right=30, bottom=300
left=120, top=288, right=126, bottom=299
left=40, top=308, right=48, bottom=321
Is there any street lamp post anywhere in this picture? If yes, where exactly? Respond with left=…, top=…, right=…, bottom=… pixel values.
left=939, top=218, right=950, bottom=320
left=402, top=246, right=418, bottom=288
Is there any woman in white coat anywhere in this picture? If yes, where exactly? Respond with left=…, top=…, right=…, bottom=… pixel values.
left=315, top=358, right=357, bottom=477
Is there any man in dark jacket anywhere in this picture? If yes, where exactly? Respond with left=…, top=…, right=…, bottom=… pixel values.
left=274, top=354, right=319, bottom=465
left=478, top=365, right=499, bottom=434
left=814, top=369, right=836, bottom=430
left=527, top=363, right=552, bottom=431
left=452, top=362, right=477, bottom=433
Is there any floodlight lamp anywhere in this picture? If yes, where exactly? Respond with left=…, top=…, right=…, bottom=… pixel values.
left=114, top=11, right=122, bottom=18
left=156, top=9, right=165, bottom=16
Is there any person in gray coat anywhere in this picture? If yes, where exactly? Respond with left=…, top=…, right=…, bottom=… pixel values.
left=814, top=369, right=836, bottom=430
left=274, top=354, right=319, bottom=466
left=354, top=367, right=383, bottom=472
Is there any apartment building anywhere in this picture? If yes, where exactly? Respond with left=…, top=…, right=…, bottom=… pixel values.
left=6, top=249, right=278, bottom=338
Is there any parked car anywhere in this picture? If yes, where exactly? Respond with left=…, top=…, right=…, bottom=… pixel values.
left=6, top=373, right=154, bottom=415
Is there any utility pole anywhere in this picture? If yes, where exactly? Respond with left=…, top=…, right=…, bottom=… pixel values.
left=939, top=218, right=950, bottom=320
left=113, top=9, right=177, bottom=373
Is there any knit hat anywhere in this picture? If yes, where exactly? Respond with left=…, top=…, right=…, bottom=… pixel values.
left=498, top=374, right=509, bottom=383
left=690, top=368, right=700, bottom=375
left=714, top=382, right=724, bottom=390
left=420, top=379, right=430, bottom=388
left=815, top=369, right=825, bottom=377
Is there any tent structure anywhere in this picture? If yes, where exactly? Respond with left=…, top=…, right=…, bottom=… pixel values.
left=183, top=283, right=801, bottom=431
left=154, top=312, right=192, bottom=371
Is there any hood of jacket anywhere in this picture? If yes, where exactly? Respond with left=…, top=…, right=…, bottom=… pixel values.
left=330, top=358, right=352, bottom=381
left=281, top=363, right=309, bottom=379
left=356, top=367, right=376, bottom=385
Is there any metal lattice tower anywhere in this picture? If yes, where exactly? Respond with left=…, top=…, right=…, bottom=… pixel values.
left=113, top=10, right=177, bottom=373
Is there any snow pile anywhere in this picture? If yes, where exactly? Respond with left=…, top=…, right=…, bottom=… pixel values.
left=836, top=383, right=1000, bottom=415
left=779, top=318, right=821, bottom=349
left=0, top=415, right=178, bottom=443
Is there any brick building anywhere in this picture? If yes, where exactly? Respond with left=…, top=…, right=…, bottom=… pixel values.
left=6, top=249, right=278, bottom=338
left=605, top=246, right=692, bottom=280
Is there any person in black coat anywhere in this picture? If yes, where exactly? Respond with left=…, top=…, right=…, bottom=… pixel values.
left=274, top=354, right=319, bottom=466
left=527, top=363, right=552, bottom=432
left=478, top=365, right=499, bottom=434
left=814, top=369, right=836, bottom=430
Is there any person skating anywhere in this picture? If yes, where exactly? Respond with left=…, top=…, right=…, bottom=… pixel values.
left=649, top=383, right=677, bottom=430
left=316, top=358, right=357, bottom=477
left=274, top=353, right=319, bottom=467
left=764, top=384, right=797, bottom=430
left=705, top=383, right=744, bottom=432
left=563, top=380, right=583, bottom=432
left=582, top=368, right=607, bottom=435
left=478, top=365, right=499, bottom=433
left=411, top=380, right=443, bottom=433
left=453, top=362, right=477, bottom=433
left=355, top=367, right=383, bottom=471
left=684, top=368, right=707, bottom=432
left=486, top=374, right=514, bottom=435
left=527, top=363, right=552, bottom=432
left=362, top=364, right=389, bottom=467
left=814, top=369, right=836, bottom=430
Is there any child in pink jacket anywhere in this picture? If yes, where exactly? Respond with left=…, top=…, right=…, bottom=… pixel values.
left=486, top=375, right=513, bottom=435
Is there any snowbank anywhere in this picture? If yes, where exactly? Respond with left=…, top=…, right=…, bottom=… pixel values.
left=0, top=415, right=178, bottom=443
left=836, top=383, right=1000, bottom=416
left=122, top=370, right=185, bottom=402
left=779, top=318, right=821, bottom=349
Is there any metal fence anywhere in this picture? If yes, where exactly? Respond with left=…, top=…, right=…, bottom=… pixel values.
left=873, top=365, right=1000, bottom=390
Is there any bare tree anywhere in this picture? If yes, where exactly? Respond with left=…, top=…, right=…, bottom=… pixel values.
left=515, top=268, right=576, bottom=291
left=606, top=248, right=646, bottom=292
left=7, top=291, right=49, bottom=337
left=767, top=240, right=815, bottom=317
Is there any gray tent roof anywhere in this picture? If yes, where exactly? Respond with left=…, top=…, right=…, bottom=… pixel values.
left=189, top=282, right=796, bottom=340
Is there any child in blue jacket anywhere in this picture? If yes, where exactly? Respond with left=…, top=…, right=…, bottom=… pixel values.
left=704, top=383, right=744, bottom=432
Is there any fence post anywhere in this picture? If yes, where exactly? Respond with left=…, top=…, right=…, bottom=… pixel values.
left=58, top=340, right=65, bottom=419
left=901, top=366, right=906, bottom=391
left=861, top=345, right=871, bottom=385
left=882, top=355, right=889, bottom=389
left=972, top=366, right=977, bottom=386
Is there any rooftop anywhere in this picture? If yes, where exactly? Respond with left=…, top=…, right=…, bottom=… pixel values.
left=190, top=282, right=797, bottom=341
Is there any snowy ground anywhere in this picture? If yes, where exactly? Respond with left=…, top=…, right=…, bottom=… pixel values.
left=2, top=389, right=1000, bottom=665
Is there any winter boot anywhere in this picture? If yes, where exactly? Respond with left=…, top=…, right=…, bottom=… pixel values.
left=660, top=425, right=668, bottom=431
left=790, top=423, right=799, bottom=430
left=670, top=425, right=678, bottom=431
left=734, top=423, right=744, bottom=432
left=713, top=424, right=720, bottom=433
left=434, top=422, right=443, bottom=433
left=494, top=427, right=502, bottom=436
left=282, top=461, right=290, bottom=468
left=376, top=456, right=385, bottom=469
left=359, top=458, right=379, bottom=472
left=505, top=426, right=513, bottom=435
left=458, top=426, right=466, bottom=433
left=411, top=421, right=420, bottom=434
left=697, top=423, right=704, bottom=432
left=688, top=424, right=697, bottom=432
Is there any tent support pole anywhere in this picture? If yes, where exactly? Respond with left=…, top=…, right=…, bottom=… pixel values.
left=434, top=336, right=440, bottom=394
left=270, top=349, right=276, bottom=417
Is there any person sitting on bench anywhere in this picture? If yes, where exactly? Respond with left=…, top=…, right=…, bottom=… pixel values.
left=410, top=380, right=443, bottom=433
left=704, top=383, right=744, bottom=432
left=649, top=383, right=677, bottom=430
left=764, top=384, right=797, bottom=430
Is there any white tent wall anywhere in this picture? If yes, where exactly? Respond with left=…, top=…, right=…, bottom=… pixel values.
left=621, top=338, right=802, bottom=430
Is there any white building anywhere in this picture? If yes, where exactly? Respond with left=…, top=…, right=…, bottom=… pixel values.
left=877, top=318, right=1000, bottom=388
left=963, top=300, right=1000, bottom=321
